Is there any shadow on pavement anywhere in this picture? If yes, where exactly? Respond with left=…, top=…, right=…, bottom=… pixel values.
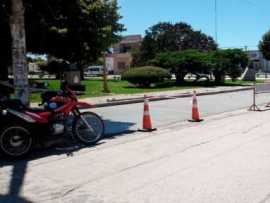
left=0, top=119, right=136, bottom=202
left=0, top=161, right=33, bottom=203
left=103, top=119, right=137, bottom=139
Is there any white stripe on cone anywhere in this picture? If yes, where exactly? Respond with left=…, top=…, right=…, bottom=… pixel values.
left=144, top=111, right=150, bottom=116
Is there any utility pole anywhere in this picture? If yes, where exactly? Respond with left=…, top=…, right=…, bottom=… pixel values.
left=10, top=0, right=29, bottom=105
left=214, top=0, right=218, bottom=43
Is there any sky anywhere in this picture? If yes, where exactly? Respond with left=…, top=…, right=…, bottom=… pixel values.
left=118, top=0, right=270, bottom=50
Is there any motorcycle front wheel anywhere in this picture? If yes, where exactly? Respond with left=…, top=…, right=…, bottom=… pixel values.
left=72, top=112, right=104, bottom=145
left=0, top=126, right=33, bottom=158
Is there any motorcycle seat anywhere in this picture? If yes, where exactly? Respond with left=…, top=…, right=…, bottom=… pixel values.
left=2, top=99, right=25, bottom=110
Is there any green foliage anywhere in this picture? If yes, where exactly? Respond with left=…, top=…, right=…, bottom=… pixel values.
left=259, top=30, right=270, bottom=60
left=122, top=66, right=171, bottom=87
left=152, top=50, right=213, bottom=83
left=24, top=0, right=125, bottom=65
left=212, top=49, right=248, bottom=82
left=0, top=0, right=125, bottom=79
left=0, top=0, right=11, bottom=80
left=31, top=79, right=256, bottom=102
left=135, top=22, right=217, bottom=65
left=131, top=48, right=145, bottom=67
left=39, top=58, right=70, bottom=78
left=152, top=49, right=248, bottom=84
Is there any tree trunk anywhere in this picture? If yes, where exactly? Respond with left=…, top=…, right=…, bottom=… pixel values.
left=9, top=0, right=29, bottom=105
left=80, top=68, right=85, bottom=80
left=175, top=71, right=186, bottom=84
left=214, top=72, right=225, bottom=84
left=102, top=53, right=110, bottom=93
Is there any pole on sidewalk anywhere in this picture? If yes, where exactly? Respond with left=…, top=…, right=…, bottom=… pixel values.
left=248, top=78, right=260, bottom=111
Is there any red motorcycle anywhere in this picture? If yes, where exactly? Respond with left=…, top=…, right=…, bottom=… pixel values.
left=0, top=85, right=104, bottom=158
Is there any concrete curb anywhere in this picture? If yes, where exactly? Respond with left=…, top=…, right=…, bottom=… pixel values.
left=93, top=87, right=253, bottom=108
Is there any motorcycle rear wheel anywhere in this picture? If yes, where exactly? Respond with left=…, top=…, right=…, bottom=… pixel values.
left=72, top=112, right=104, bottom=145
left=0, top=126, right=33, bottom=158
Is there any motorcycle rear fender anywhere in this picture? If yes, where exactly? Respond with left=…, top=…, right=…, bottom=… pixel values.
left=7, top=109, right=36, bottom=123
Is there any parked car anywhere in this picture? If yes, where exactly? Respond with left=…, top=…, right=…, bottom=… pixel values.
left=84, top=66, right=104, bottom=76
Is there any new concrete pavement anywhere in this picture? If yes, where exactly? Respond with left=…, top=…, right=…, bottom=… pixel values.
left=2, top=89, right=270, bottom=203
left=1, top=106, right=270, bottom=202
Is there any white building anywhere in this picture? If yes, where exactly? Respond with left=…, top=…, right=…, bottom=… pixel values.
left=247, top=50, right=270, bottom=72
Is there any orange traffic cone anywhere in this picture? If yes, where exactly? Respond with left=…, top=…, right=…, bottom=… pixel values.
left=139, top=96, right=157, bottom=132
left=189, top=91, right=203, bottom=122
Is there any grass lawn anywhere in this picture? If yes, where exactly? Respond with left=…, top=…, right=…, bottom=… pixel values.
left=30, top=79, right=258, bottom=102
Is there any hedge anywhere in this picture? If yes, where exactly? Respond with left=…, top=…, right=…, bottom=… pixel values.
left=122, top=66, right=171, bottom=87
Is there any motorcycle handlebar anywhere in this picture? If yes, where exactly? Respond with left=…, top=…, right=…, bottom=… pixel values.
left=60, top=85, right=78, bottom=100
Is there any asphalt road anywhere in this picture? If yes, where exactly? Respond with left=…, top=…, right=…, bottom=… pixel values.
left=92, top=90, right=270, bottom=135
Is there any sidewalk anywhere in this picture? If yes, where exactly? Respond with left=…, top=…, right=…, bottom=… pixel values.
left=30, top=85, right=253, bottom=108
left=81, top=85, right=253, bottom=107
left=1, top=108, right=270, bottom=203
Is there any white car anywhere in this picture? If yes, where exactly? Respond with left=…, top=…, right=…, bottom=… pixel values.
left=84, top=66, right=104, bottom=76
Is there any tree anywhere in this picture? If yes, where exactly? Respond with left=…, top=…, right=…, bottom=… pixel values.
left=0, top=0, right=11, bottom=81
left=39, top=58, right=69, bottom=79
left=259, top=30, right=270, bottom=60
left=135, top=22, right=217, bottom=65
left=152, top=50, right=213, bottom=83
left=152, top=49, right=248, bottom=84
left=211, top=51, right=230, bottom=84
left=25, top=0, right=125, bottom=78
left=212, top=49, right=248, bottom=83
left=0, top=0, right=125, bottom=79
left=10, top=0, right=29, bottom=104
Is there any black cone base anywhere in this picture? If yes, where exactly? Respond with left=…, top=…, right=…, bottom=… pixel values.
left=138, top=128, right=157, bottom=132
left=188, top=119, right=204, bottom=122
